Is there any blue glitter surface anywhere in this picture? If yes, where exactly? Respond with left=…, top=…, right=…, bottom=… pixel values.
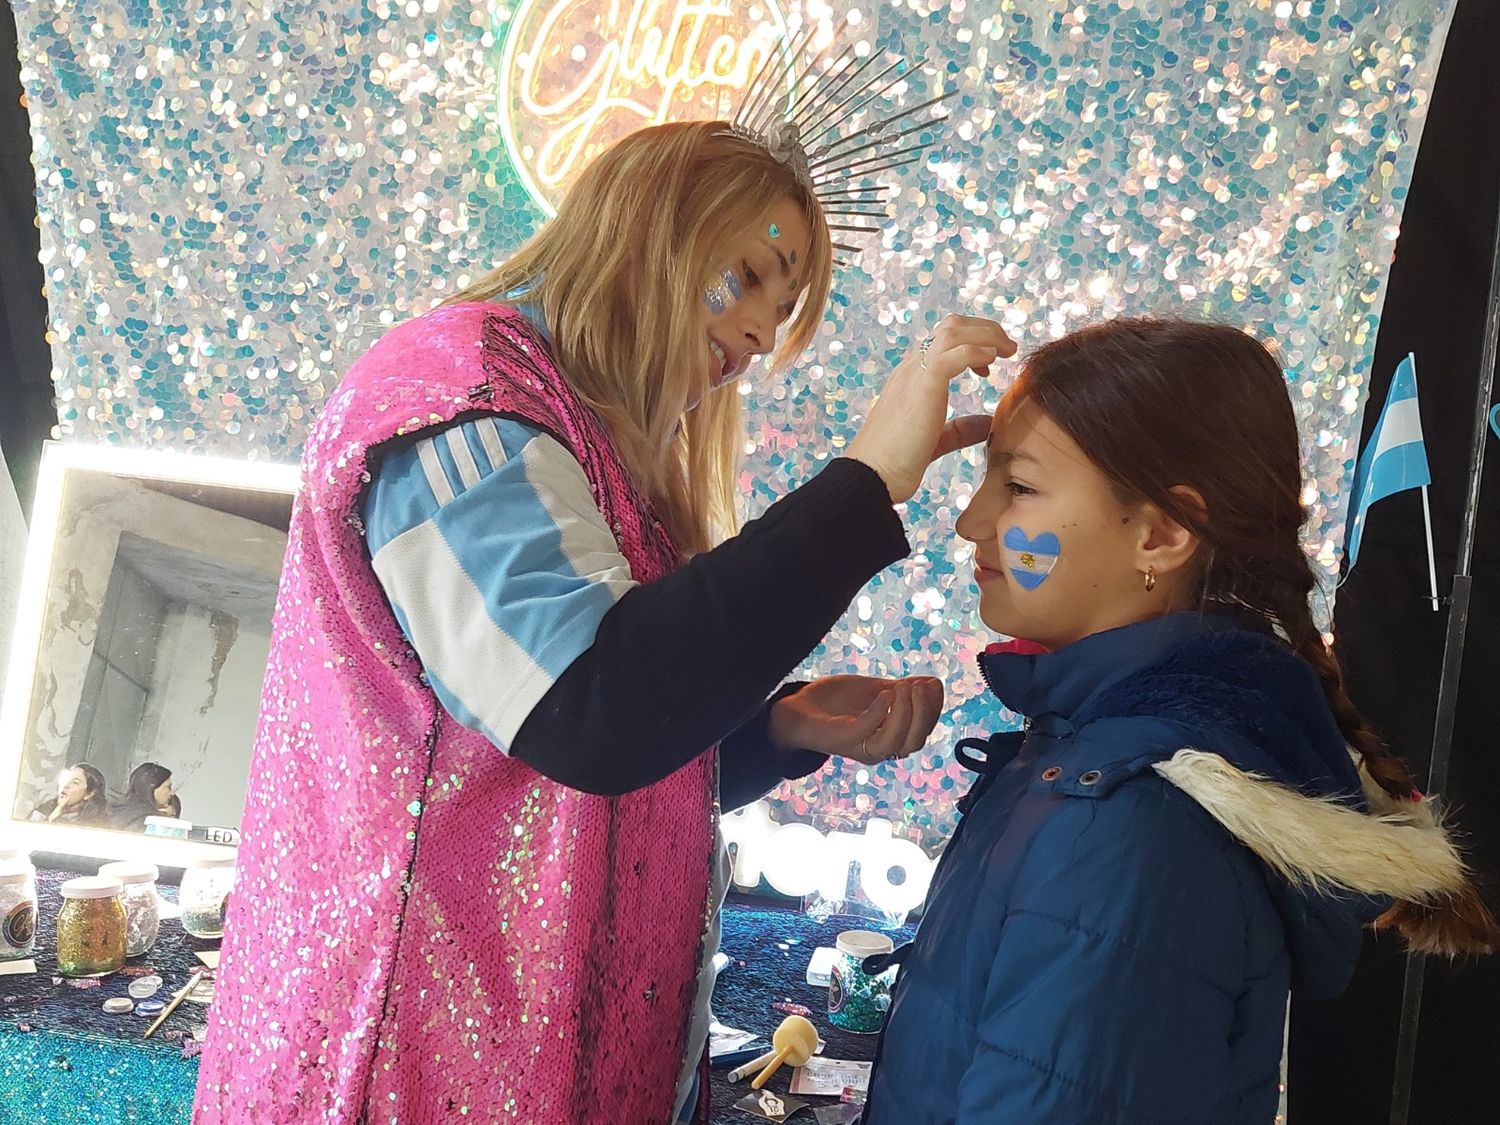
left=0, top=1024, right=199, bottom=1123
left=9, top=1, right=1454, bottom=847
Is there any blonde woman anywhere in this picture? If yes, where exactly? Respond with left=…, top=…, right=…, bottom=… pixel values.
left=198, top=120, right=1012, bottom=1123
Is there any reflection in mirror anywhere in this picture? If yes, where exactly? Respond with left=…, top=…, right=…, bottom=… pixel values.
left=1, top=444, right=297, bottom=859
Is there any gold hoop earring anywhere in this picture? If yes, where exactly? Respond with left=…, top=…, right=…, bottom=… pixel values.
left=1144, top=566, right=1157, bottom=593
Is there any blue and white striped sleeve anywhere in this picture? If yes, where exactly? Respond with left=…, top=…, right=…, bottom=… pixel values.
left=361, top=416, right=638, bottom=752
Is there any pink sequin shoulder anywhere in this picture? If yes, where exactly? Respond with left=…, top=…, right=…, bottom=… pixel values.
left=196, top=304, right=717, bottom=1123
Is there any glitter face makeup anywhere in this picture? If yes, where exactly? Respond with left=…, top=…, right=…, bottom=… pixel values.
left=703, top=267, right=743, bottom=315
left=1001, top=527, right=1061, bottom=591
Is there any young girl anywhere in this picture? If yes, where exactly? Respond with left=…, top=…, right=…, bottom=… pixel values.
left=197, top=117, right=1010, bottom=1124
left=864, top=318, right=1498, bottom=1123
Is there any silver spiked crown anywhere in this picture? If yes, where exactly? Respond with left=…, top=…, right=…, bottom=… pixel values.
left=724, top=25, right=955, bottom=258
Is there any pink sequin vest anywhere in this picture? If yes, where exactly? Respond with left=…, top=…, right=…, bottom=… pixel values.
left=196, top=303, right=717, bottom=1123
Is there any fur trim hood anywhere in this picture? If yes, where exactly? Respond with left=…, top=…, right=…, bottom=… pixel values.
left=1154, top=750, right=1466, bottom=905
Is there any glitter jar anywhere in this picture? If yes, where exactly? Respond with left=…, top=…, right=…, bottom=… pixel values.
left=180, top=849, right=236, bottom=939
left=56, top=876, right=127, bottom=978
left=98, top=861, right=160, bottom=957
left=0, top=860, right=37, bottom=961
left=827, top=930, right=895, bottom=1034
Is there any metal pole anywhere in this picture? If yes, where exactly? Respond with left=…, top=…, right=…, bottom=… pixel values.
left=1387, top=159, right=1500, bottom=1125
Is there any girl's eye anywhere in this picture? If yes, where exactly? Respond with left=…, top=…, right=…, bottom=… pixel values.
left=742, top=260, right=760, bottom=288
left=1007, top=482, right=1035, bottom=498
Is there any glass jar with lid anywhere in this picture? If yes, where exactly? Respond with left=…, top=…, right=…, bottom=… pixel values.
left=98, top=861, right=160, bottom=957
left=827, top=929, right=897, bottom=1033
left=0, top=860, right=37, bottom=961
left=0, top=846, right=33, bottom=897
left=0, top=845, right=34, bottom=886
left=57, top=876, right=126, bottom=977
left=180, top=849, right=236, bottom=939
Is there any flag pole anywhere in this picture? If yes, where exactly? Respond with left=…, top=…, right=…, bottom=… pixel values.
left=1388, top=173, right=1500, bottom=1125
left=1419, top=484, right=1440, bottom=611
left=1407, top=353, right=1443, bottom=612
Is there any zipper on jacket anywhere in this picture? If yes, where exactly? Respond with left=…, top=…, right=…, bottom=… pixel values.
left=863, top=725, right=1028, bottom=1096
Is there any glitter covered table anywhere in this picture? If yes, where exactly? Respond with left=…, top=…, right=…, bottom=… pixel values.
left=0, top=865, right=218, bottom=1124
left=710, top=894, right=915, bottom=1123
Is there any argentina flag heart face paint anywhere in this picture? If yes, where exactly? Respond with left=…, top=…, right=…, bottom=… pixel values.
left=1002, top=527, right=1061, bottom=590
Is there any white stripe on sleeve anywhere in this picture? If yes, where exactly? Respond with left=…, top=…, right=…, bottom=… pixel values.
left=417, top=438, right=455, bottom=506
left=446, top=425, right=483, bottom=490
left=475, top=417, right=507, bottom=471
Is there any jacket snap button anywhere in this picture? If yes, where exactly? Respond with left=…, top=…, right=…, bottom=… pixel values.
left=1040, top=766, right=1062, bottom=781
left=1079, top=770, right=1102, bottom=785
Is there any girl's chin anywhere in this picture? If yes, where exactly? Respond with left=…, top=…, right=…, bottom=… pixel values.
left=975, top=590, right=1014, bottom=633
left=976, top=599, right=1044, bottom=645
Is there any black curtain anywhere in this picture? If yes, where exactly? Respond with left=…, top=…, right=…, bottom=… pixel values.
left=1289, top=1, right=1500, bottom=1122
left=0, top=0, right=53, bottom=516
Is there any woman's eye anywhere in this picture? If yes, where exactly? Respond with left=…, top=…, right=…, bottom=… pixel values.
left=742, top=260, right=760, bottom=287
left=1007, top=482, right=1035, bottom=497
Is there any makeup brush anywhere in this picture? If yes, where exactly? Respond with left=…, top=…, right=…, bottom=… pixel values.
left=143, top=967, right=211, bottom=1039
left=750, top=1015, right=818, bottom=1090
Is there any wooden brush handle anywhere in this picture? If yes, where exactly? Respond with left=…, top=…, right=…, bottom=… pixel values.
left=750, top=1047, right=791, bottom=1091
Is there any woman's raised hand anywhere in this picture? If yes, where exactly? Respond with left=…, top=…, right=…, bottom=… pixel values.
left=846, top=315, right=1016, bottom=503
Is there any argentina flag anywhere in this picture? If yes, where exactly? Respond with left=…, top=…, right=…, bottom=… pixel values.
left=1002, top=527, right=1061, bottom=590
left=1345, top=354, right=1432, bottom=567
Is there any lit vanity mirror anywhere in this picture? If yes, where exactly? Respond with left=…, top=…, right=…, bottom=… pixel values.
left=0, top=443, right=298, bottom=866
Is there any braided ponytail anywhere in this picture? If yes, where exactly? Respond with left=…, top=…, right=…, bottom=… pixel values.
left=1252, top=546, right=1418, bottom=803
left=1253, top=545, right=1500, bottom=957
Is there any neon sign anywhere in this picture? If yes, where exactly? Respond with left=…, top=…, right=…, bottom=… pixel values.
left=723, top=800, right=937, bottom=917
left=499, top=0, right=793, bottom=215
